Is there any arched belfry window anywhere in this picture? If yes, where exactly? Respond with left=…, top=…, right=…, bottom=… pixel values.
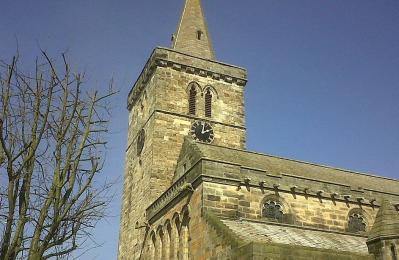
left=205, top=89, right=212, bottom=118
left=262, top=201, right=284, bottom=222
left=348, top=213, right=366, bottom=233
left=188, top=84, right=197, bottom=115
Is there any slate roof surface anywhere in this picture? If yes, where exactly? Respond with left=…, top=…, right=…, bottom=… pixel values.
left=194, top=143, right=399, bottom=194
left=368, top=200, right=399, bottom=241
left=221, top=219, right=369, bottom=255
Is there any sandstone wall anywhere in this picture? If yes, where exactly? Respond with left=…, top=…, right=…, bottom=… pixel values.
left=119, top=47, right=247, bottom=259
left=203, top=181, right=378, bottom=233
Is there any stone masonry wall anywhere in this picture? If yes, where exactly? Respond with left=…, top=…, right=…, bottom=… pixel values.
left=119, top=72, right=157, bottom=259
left=148, top=63, right=247, bottom=210
left=367, top=239, right=399, bottom=260
left=143, top=184, right=238, bottom=260
left=119, top=49, right=247, bottom=259
left=155, top=66, right=246, bottom=130
left=202, top=181, right=378, bottom=233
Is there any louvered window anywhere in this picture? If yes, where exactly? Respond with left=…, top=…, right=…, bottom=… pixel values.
left=205, top=89, right=212, bottom=117
left=189, top=85, right=197, bottom=115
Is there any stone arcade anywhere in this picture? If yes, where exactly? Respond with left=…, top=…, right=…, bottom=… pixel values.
left=118, top=0, right=399, bottom=259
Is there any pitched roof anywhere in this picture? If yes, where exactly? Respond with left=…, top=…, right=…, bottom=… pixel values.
left=172, top=0, right=215, bottom=59
left=368, top=200, right=399, bottom=242
left=222, top=219, right=370, bottom=255
left=192, top=142, right=399, bottom=194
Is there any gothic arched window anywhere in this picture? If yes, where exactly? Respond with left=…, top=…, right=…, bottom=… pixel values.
left=262, top=201, right=283, bottom=222
left=348, top=213, right=366, bottom=233
left=188, top=85, right=197, bottom=115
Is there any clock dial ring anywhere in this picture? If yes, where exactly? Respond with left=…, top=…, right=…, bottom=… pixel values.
left=191, top=121, right=214, bottom=144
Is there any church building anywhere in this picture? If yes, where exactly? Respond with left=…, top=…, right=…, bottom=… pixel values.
left=118, top=0, right=399, bottom=259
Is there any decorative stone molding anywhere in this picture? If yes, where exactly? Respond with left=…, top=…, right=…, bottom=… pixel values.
left=127, top=48, right=248, bottom=110
left=145, top=158, right=390, bottom=225
left=146, top=174, right=189, bottom=223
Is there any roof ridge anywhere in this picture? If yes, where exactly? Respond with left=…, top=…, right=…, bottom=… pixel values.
left=195, top=143, right=399, bottom=182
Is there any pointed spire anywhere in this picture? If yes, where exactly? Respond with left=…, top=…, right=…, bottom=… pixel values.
left=368, top=200, right=399, bottom=242
left=172, top=0, right=215, bottom=60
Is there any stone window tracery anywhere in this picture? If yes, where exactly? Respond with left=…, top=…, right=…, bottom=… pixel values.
left=348, top=213, right=366, bottom=233
left=262, top=200, right=284, bottom=222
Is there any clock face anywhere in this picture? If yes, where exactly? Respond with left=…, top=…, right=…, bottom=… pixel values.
left=191, top=121, right=214, bottom=143
left=137, top=129, right=145, bottom=155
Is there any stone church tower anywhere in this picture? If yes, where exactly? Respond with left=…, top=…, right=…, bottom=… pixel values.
left=118, top=0, right=399, bottom=259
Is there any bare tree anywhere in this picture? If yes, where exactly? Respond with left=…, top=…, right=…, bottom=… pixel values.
left=0, top=52, right=115, bottom=259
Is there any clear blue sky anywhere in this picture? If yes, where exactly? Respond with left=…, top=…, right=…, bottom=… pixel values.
left=1, top=0, right=398, bottom=259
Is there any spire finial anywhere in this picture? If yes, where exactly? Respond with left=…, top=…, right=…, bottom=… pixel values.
left=172, top=0, right=215, bottom=60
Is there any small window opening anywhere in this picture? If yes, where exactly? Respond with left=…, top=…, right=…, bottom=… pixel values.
left=205, top=89, right=212, bottom=117
left=189, top=85, right=197, bottom=115
left=391, top=244, right=398, bottom=260
left=262, top=201, right=283, bottom=222
left=348, top=213, right=366, bottom=233
left=197, top=30, right=203, bottom=40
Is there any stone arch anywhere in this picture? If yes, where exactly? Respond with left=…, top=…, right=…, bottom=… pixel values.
left=180, top=208, right=190, bottom=260
left=260, top=194, right=294, bottom=224
left=391, top=243, right=398, bottom=260
left=346, top=208, right=370, bottom=233
left=156, top=226, right=164, bottom=259
left=149, top=230, right=156, bottom=260
left=203, top=85, right=219, bottom=99
left=165, top=220, right=172, bottom=260
left=186, top=81, right=203, bottom=94
left=171, top=213, right=181, bottom=259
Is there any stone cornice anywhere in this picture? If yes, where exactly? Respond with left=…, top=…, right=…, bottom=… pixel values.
left=127, top=47, right=248, bottom=110
left=146, top=158, right=399, bottom=224
left=366, top=235, right=399, bottom=244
